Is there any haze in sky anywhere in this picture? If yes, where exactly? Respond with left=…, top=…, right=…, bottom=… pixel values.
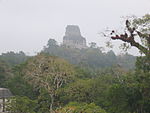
left=0, top=0, right=149, bottom=55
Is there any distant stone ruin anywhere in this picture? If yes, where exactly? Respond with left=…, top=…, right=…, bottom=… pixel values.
left=63, top=25, right=87, bottom=49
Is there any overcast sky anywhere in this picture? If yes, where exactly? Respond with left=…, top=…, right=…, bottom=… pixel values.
left=0, top=0, right=149, bottom=55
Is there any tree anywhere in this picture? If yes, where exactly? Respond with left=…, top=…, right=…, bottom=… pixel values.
left=0, top=60, right=13, bottom=87
left=42, top=38, right=136, bottom=69
left=57, top=74, right=115, bottom=110
left=22, top=53, right=74, bottom=112
left=7, top=96, right=37, bottom=113
left=109, top=14, right=150, bottom=56
left=0, top=51, right=28, bottom=66
left=108, top=71, right=150, bottom=113
left=5, top=74, right=37, bottom=99
left=58, top=79, right=95, bottom=104
left=55, top=102, right=107, bottom=113
left=47, top=39, right=58, bottom=47
left=89, top=42, right=97, bottom=48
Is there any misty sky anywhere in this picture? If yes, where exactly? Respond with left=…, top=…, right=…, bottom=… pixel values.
left=0, top=0, right=149, bottom=55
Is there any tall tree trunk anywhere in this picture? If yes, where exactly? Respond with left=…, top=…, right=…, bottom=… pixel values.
left=50, top=94, right=54, bottom=113
left=2, top=98, right=5, bottom=112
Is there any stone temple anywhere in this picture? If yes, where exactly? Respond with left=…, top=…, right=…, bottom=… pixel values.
left=63, top=25, right=87, bottom=49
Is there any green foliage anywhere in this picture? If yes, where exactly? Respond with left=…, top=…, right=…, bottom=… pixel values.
left=108, top=71, right=150, bottom=113
left=59, top=79, right=94, bottom=104
left=42, top=39, right=136, bottom=69
left=136, top=56, right=150, bottom=72
left=74, top=66, right=96, bottom=78
left=0, top=60, right=13, bottom=87
left=46, top=39, right=58, bottom=47
left=23, top=53, right=75, bottom=90
left=36, top=89, right=51, bottom=113
left=0, top=51, right=28, bottom=67
left=1, top=63, right=37, bottom=99
left=7, top=96, right=37, bottom=113
left=22, top=53, right=75, bottom=111
left=5, top=74, right=37, bottom=99
left=0, top=14, right=149, bottom=113
left=56, top=102, right=107, bottom=113
left=57, top=74, right=115, bottom=109
left=105, top=14, right=150, bottom=113
left=117, top=53, right=136, bottom=70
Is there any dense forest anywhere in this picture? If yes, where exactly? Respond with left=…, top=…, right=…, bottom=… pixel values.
left=0, top=14, right=150, bottom=113
left=0, top=41, right=136, bottom=69
left=42, top=39, right=136, bottom=70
